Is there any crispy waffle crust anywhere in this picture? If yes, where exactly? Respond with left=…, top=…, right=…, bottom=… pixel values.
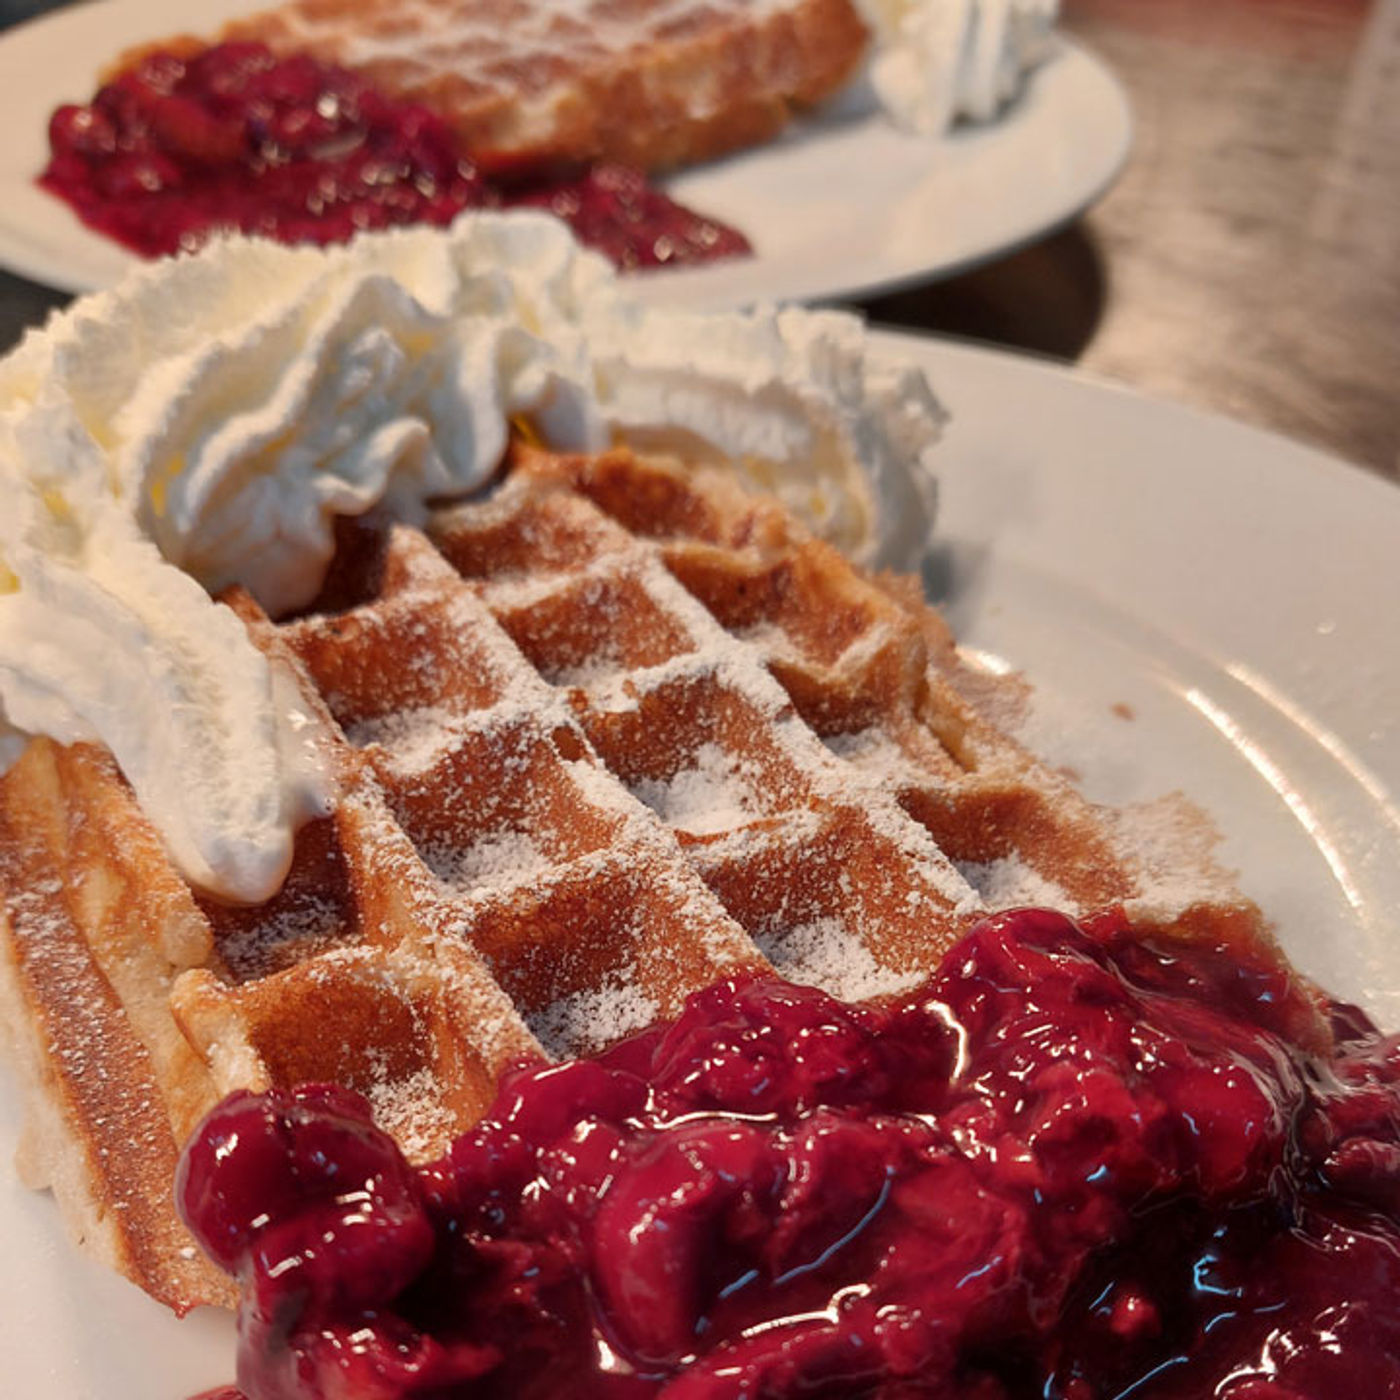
left=128, top=0, right=871, bottom=174
left=0, top=446, right=1307, bottom=1312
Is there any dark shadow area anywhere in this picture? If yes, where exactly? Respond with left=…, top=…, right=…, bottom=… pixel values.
left=0, top=0, right=71, bottom=29
left=0, top=5, right=78, bottom=350
left=0, top=271, right=69, bottom=354
left=921, top=537, right=996, bottom=632
left=850, top=221, right=1108, bottom=364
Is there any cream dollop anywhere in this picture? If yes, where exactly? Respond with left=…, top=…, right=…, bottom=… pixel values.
left=856, top=0, right=1060, bottom=134
left=0, top=394, right=337, bottom=898
left=0, top=212, right=942, bottom=901
left=0, top=215, right=616, bottom=615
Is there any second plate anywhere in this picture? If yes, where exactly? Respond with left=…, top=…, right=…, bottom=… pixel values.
left=0, top=0, right=1130, bottom=305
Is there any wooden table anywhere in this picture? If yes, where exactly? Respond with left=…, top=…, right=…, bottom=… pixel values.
left=859, top=0, right=1400, bottom=480
left=1, top=0, right=1396, bottom=479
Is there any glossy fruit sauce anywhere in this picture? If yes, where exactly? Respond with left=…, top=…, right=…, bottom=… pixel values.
left=41, top=42, right=750, bottom=271
left=177, top=908, right=1400, bottom=1398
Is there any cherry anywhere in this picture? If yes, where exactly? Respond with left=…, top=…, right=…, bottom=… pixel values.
left=177, top=910, right=1400, bottom=1399
left=39, top=42, right=749, bottom=270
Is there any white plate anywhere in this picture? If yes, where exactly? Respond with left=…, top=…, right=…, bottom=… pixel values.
left=0, top=0, right=1131, bottom=303
left=2, top=335, right=1398, bottom=1397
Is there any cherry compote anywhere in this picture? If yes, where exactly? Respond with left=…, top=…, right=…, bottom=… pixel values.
left=177, top=908, right=1400, bottom=1398
left=41, top=42, right=749, bottom=270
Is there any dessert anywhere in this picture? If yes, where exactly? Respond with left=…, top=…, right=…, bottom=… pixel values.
left=0, top=435, right=1259, bottom=1314
left=154, top=0, right=1059, bottom=169
left=212, top=0, right=870, bottom=175
left=180, top=910, right=1400, bottom=1397
left=40, top=41, right=751, bottom=270
left=38, top=0, right=1061, bottom=266
left=0, top=214, right=941, bottom=904
left=1, top=214, right=1395, bottom=1397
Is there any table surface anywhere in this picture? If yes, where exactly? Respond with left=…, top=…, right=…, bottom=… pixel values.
left=1, top=0, right=1396, bottom=481
left=861, top=0, right=1400, bottom=481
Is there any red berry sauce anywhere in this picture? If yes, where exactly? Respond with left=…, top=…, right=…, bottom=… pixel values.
left=40, top=42, right=749, bottom=272
left=177, top=908, right=1400, bottom=1398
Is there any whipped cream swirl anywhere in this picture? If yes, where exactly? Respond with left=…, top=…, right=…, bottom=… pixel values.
left=0, top=212, right=942, bottom=902
left=855, top=0, right=1060, bottom=134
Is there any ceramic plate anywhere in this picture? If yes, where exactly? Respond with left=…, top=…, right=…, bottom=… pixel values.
left=2, top=333, right=1397, bottom=1395
left=0, top=0, right=1130, bottom=304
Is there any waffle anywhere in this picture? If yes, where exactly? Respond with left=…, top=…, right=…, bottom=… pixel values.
left=0, top=445, right=1284, bottom=1315
left=128, top=0, right=871, bottom=175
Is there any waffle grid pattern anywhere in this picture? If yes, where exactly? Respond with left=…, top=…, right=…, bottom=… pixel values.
left=0, top=446, right=1257, bottom=1311
left=210, top=0, right=870, bottom=171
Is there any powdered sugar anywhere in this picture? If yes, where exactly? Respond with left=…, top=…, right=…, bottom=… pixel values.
left=532, top=979, right=661, bottom=1059
left=630, top=743, right=768, bottom=836
left=364, top=1065, right=459, bottom=1164
left=823, top=724, right=923, bottom=783
left=426, top=828, right=552, bottom=894
left=756, top=917, right=924, bottom=1001
left=346, top=706, right=460, bottom=773
left=218, top=895, right=348, bottom=981
left=956, top=856, right=1078, bottom=913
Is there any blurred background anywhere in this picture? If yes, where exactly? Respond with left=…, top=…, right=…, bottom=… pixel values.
left=2, top=0, right=1396, bottom=477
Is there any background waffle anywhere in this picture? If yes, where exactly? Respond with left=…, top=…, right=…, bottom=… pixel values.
left=135, top=0, right=871, bottom=174
left=0, top=445, right=1282, bottom=1314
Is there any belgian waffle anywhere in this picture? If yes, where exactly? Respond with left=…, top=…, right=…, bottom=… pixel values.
left=144, top=0, right=871, bottom=174
left=0, top=445, right=1282, bottom=1314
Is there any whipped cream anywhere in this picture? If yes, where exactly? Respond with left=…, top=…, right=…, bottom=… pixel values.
left=0, top=395, right=338, bottom=898
left=856, top=0, right=1060, bottom=134
left=0, top=212, right=942, bottom=902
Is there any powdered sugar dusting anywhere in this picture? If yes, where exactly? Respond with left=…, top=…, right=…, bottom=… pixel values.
left=1113, top=794, right=1240, bottom=919
left=346, top=706, right=460, bottom=773
left=756, top=917, right=923, bottom=1001
left=363, top=1065, right=458, bottom=1163
left=957, top=856, right=1078, bottom=913
left=531, top=979, right=660, bottom=1059
left=427, top=828, right=551, bottom=894
left=219, top=895, right=347, bottom=981
left=630, top=743, right=767, bottom=836
left=823, top=725, right=923, bottom=783
left=549, top=652, right=626, bottom=689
